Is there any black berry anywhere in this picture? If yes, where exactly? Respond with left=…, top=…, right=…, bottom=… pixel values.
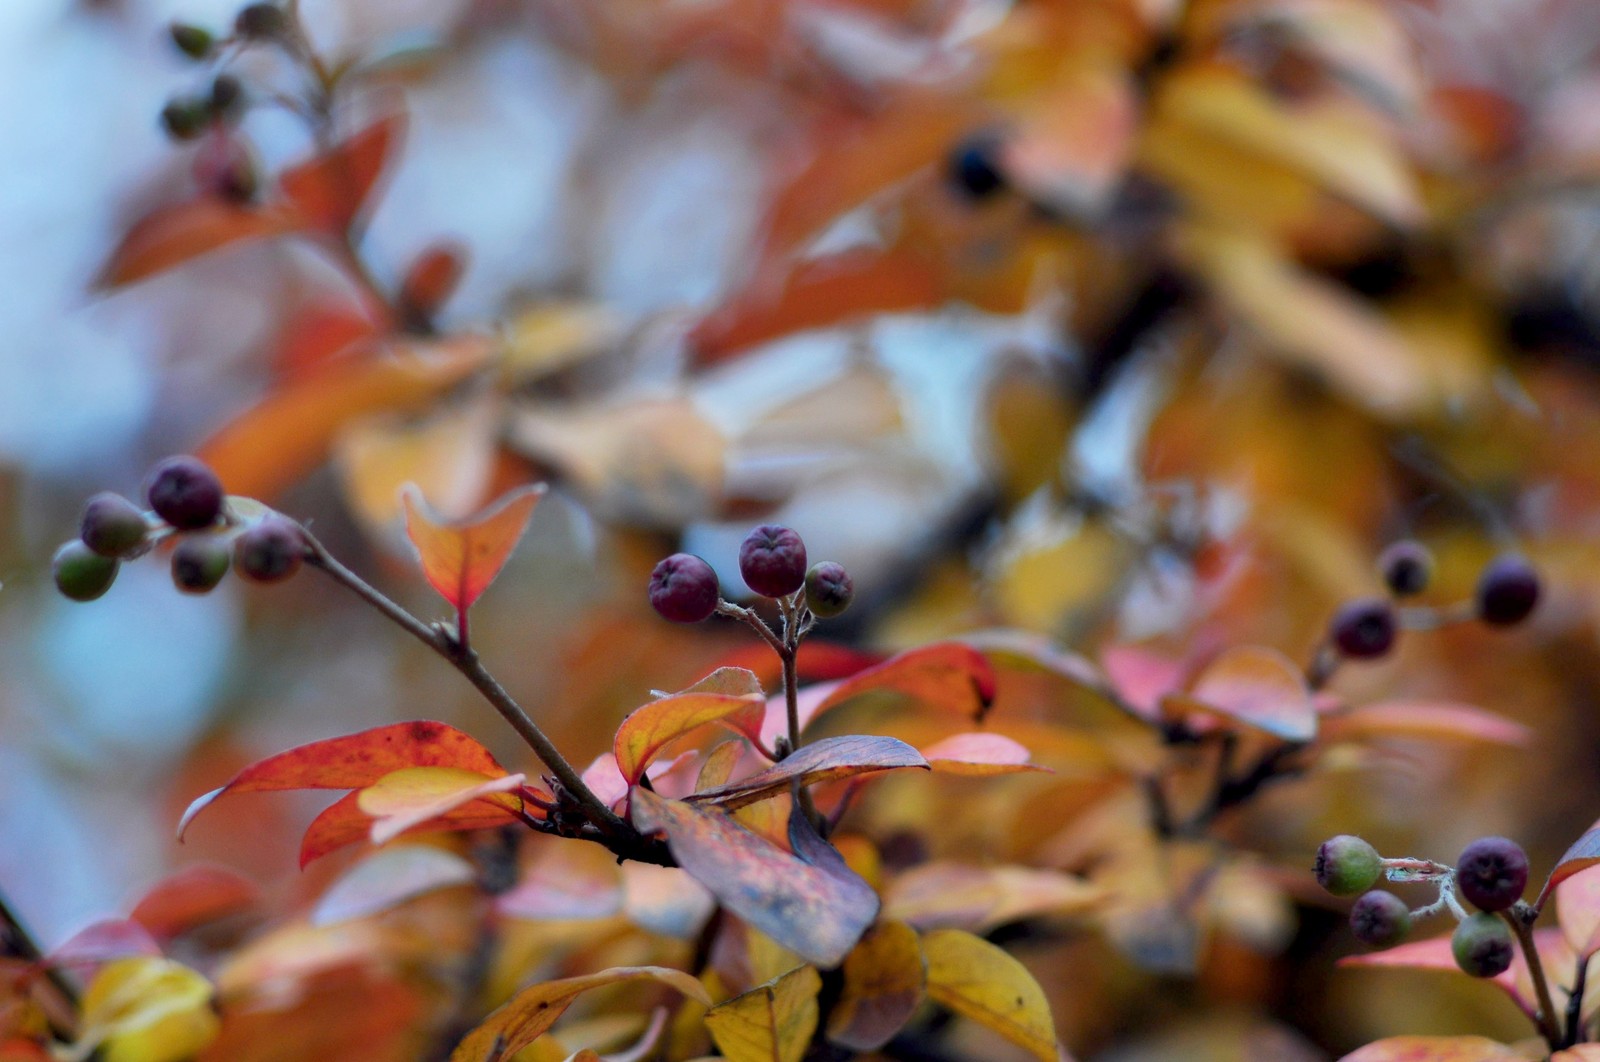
left=1331, top=597, right=1398, bottom=658
left=233, top=3, right=288, bottom=39
left=1452, top=912, right=1514, bottom=978
left=1475, top=554, right=1540, bottom=626
left=738, top=525, right=807, bottom=598
left=169, top=22, right=214, bottom=59
left=1456, top=836, right=1529, bottom=912
left=172, top=535, right=231, bottom=594
left=1315, top=835, right=1382, bottom=897
left=146, top=456, right=225, bottom=529
left=648, top=553, right=720, bottom=623
left=233, top=517, right=305, bottom=583
left=947, top=136, right=1006, bottom=201
left=53, top=541, right=119, bottom=602
left=160, top=97, right=211, bottom=141
left=1378, top=540, right=1433, bottom=597
left=1349, top=890, right=1410, bottom=949
left=79, top=492, right=149, bottom=558
left=803, top=561, right=853, bottom=619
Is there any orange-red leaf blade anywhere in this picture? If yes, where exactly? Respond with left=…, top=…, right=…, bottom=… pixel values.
left=402, top=483, right=546, bottom=614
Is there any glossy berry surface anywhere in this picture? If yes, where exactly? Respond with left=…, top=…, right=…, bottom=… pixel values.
left=804, top=562, right=854, bottom=618
left=1315, top=835, right=1382, bottom=897
left=53, top=541, right=118, bottom=602
left=146, top=456, right=225, bottom=530
left=1349, top=890, right=1410, bottom=948
left=947, top=137, right=1006, bottom=200
left=1452, top=912, right=1514, bottom=977
left=1378, top=540, right=1433, bottom=597
left=79, top=492, right=148, bottom=558
left=234, top=518, right=305, bottom=583
left=738, top=525, right=807, bottom=598
left=1456, top=836, right=1529, bottom=912
left=1331, top=597, right=1398, bottom=658
left=172, top=535, right=231, bottom=595
left=1475, top=554, right=1540, bottom=626
left=649, top=553, right=719, bottom=623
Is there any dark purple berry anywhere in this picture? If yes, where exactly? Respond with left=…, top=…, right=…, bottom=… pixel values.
left=172, top=535, right=231, bottom=594
left=53, top=541, right=119, bottom=602
left=169, top=22, right=214, bottom=59
left=738, top=525, right=807, bottom=598
left=803, top=561, right=854, bottom=619
left=233, top=517, right=304, bottom=583
left=649, top=553, right=719, bottom=623
left=1331, top=597, right=1397, bottom=659
left=1349, top=890, right=1410, bottom=949
left=1452, top=912, right=1514, bottom=977
left=1378, top=540, right=1433, bottom=597
left=160, top=97, right=210, bottom=141
left=209, top=74, right=244, bottom=122
left=233, top=3, right=288, bottom=39
left=145, top=456, right=224, bottom=530
left=1456, top=836, right=1529, bottom=912
left=1315, top=835, right=1382, bottom=897
left=79, top=492, right=149, bottom=558
left=1476, top=554, right=1540, bottom=626
left=947, top=136, right=1006, bottom=201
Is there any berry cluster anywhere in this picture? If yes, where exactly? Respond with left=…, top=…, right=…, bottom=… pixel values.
left=53, top=455, right=306, bottom=603
left=647, top=524, right=853, bottom=625
left=1315, top=833, right=1529, bottom=978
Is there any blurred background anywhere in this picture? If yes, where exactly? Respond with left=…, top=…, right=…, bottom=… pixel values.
left=7, top=0, right=1600, bottom=1057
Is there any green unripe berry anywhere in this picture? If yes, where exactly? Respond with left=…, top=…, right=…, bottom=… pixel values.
left=53, top=541, right=119, bottom=602
left=172, top=535, right=231, bottom=594
left=79, top=492, right=149, bottom=558
left=803, top=561, right=853, bottom=618
left=1452, top=912, right=1514, bottom=978
left=169, top=22, right=214, bottom=59
left=1315, top=835, right=1382, bottom=897
left=1349, top=890, right=1410, bottom=949
left=160, top=96, right=211, bottom=141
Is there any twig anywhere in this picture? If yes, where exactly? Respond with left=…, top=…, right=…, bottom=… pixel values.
left=1502, top=903, right=1563, bottom=1049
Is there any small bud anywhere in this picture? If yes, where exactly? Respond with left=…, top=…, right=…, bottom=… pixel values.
left=1315, top=835, right=1382, bottom=897
left=53, top=541, right=119, bottom=602
left=233, top=517, right=305, bottom=583
left=946, top=135, right=1006, bottom=201
left=1378, top=540, right=1433, bottom=598
left=172, top=535, right=231, bottom=594
left=233, top=3, right=288, bottom=40
left=1456, top=836, right=1529, bottom=912
left=1452, top=912, right=1514, bottom=978
left=79, top=492, right=149, bottom=558
left=398, top=243, right=466, bottom=325
left=1349, top=890, right=1410, bottom=949
left=169, top=22, right=215, bottom=59
left=146, top=456, right=225, bottom=530
left=1476, top=554, right=1540, bottom=627
left=209, top=74, right=244, bottom=123
left=1330, top=597, right=1397, bottom=659
left=738, top=525, right=807, bottom=598
left=160, top=96, right=211, bottom=141
left=649, top=553, right=719, bottom=623
left=803, top=561, right=853, bottom=618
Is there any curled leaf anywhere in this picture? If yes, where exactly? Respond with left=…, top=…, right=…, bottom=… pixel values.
left=614, top=669, right=767, bottom=786
left=356, top=767, right=525, bottom=844
left=402, top=483, right=546, bottom=615
left=687, top=735, right=928, bottom=811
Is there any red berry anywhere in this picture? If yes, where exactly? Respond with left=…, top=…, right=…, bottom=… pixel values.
left=649, top=553, right=719, bottom=623
left=1456, top=836, right=1528, bottom=912
left=1378, top=540, right=1433, bottom=597
left=146, top=456, right=224, bottom=530
left=1315, top=835, right=1382, bottom=897
left=233, top=517, right=305, bottom=583
left=803, top=562, right=853, bottom=618
left=1476, top=554, right=1540, bottom=626
left=738, top=525, right=807, bottom=598
left=79, top=492, right=149, bottom=557
left=1331, top=597, right=1397, bottom=659
left=1349, top=890, right=1410, bottom=948
left=1452, top=912, right=1514, bottom=977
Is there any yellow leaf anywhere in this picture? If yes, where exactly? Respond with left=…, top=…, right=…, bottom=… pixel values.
left=356, top=766, right=525, bottom=844
left=921, top=928, right=1058, bottom=1062
left=72, top=957, right=218, bottom=1062
left=826, top=921, right=925, bottom=1052
left=704, top=965, right=822, bottom=1062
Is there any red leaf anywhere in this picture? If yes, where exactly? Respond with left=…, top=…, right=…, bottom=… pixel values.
left=614, top=668, right=768, bottom=786
left=630, top=788, right=878, bottom=966
left=800, top=643, right=998, bottom=736
left=297, top=787, right=530, bottom=868
left=96, top=199, right=294, bottom=288
left=274, top=302, right=384, bottom=382
left=278, top=113, right=403, bottom=234
left=129, top=865, right=262, bottom=940
left=709, top=641, right=887, bottom=691
left=178, top=720, right=506, bottom=839
left=1539, top=822, right=1600, bottom=910
left=687, top=735, right=928, bottom=811
left=1164, top=646, right=1315, bottom=742
left=402, top=483, right=546, bottom=615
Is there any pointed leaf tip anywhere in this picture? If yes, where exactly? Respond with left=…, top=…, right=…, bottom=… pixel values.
left=402, top=482, right=546, bottom=614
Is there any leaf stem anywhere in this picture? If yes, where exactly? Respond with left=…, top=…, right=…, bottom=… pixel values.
left=1502, top=903, right=1563, bottom=1049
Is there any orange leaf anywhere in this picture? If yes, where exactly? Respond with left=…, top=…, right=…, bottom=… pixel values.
left=178, top=720, right=506, bottom=839
left=198, top=334, right=491, bottom=501
left=1539, top=822, right=1600, bottom=910
left=129, top=866, right=261, bottom=941
left=614, top=668, right=767, bottom=786
left=278, top=113, right=404, bottom=234
left=1320, top=701, right=1531, bottom=747
left=310, top=845, right=477, bottom=926
left=630, top=788, right=878, bottom=967
left=826, top=920, right=925, bottom=1052
left=1163, top=645, right=1315, bottom=742
left=448, top=965, right=710, bottom=1062
left=802, top=642, right=997, bottom=735
left=1338, top=1037, right=1529, bottom=1062
left=920, top=732, right=1047, bottom=775
left=687, top=735, right=928, bottom=811
left=274, top=302, right=384, bottom=381
left=96, top=199, right=295, bottom=288
left=402, top=483, right=546, bottom=615
left=297, top=788, right=528, bottom=868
